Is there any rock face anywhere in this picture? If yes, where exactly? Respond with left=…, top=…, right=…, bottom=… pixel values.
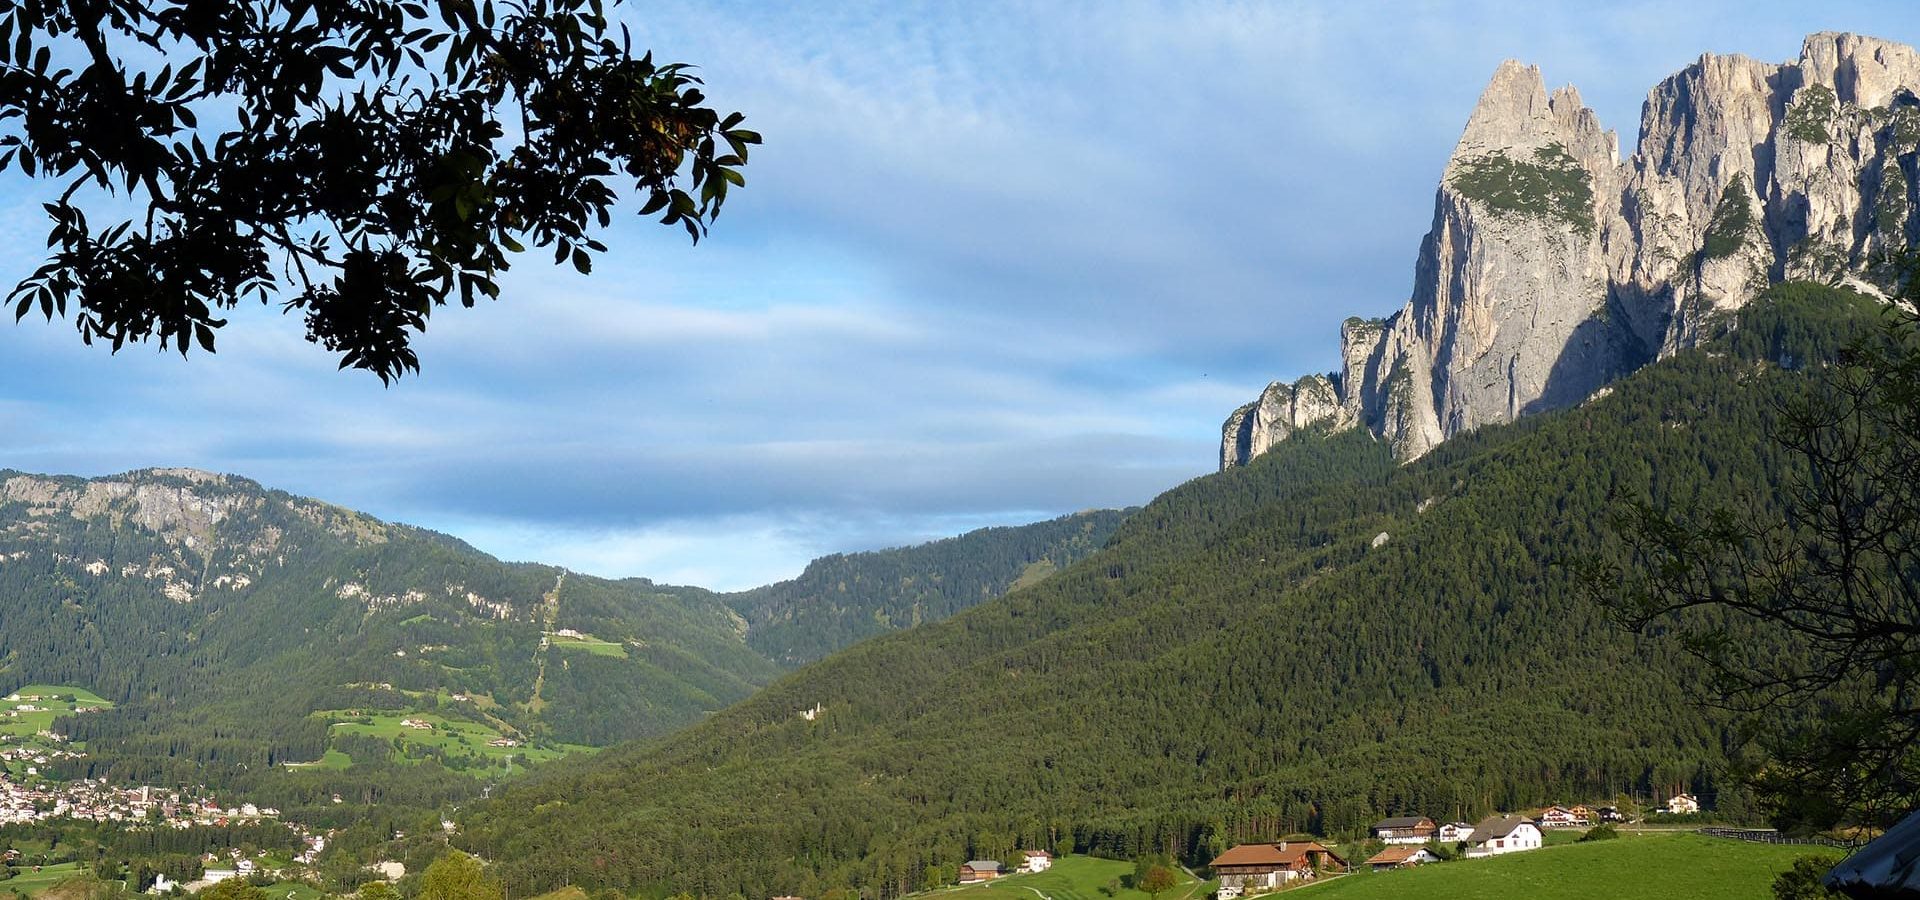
left=1223, top=32, right=1920, bottom=468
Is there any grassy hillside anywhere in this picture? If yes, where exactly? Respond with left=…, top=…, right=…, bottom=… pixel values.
left=460, top=283, right=1886, bottom=899
left=727, top=510, right=1130, bottom=666
left=1313, top=833, right=1814, bottom=900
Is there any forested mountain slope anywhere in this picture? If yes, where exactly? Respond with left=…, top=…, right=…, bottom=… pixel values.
left=460, top=283, right=1880, bottom=900
left=0, top=465, right=1120, bottom=822
left=0, top=471, right=777, bottom=783
left=725, top=510, right=1128, bottom=666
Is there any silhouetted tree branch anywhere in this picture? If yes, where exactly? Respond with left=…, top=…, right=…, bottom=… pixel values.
left=0, top=0, right=758, bottom=381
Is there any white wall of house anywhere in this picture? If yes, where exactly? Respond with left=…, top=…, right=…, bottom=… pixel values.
left=1464, top=824, right=1542, bottom=858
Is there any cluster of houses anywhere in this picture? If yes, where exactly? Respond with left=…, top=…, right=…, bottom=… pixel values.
left=0, top=773, right=283, bottom=827
left=956, top=851, right=1053, bottom=884
left=1205, top=798, right=1702, bottom=895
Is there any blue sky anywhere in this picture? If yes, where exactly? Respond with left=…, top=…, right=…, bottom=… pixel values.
left=0, top=1, right=1912, bottom=590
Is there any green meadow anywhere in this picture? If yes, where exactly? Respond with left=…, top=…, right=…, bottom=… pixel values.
left=0, top=685, right=111, bottom=737
left=931, top=855, right=1213, bottom=900
left=316, top=710, right=591, bottom=773
left=1309, top=832, right=1823, bottom=900
left=0, top=863, right=88, bottom=898
left=547, top=633, right=628, bottom=658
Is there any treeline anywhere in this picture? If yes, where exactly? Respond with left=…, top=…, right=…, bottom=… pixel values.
left=459, top=283, right=1884, bottom=900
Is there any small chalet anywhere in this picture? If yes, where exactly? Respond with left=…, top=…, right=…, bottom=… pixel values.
left=1538, top=806, right=1590, bottom=829
left=1663, top=793, right=1701, bottom=815
left=1211, top=841, right=1349, bottom=899
left=1020, top=851, right=1053, bottom=874
left=958, top=861, right=1003, bottom=884
left=1463, top=815, right=1542, bottom=858
left=1436, top=822, right=1475, bottom=843
left=1369, top=816, right=1437, bottom=845
left=1364, top=846, right=1437, bottom=871
left=1597, top=806, right=1624, bottom=823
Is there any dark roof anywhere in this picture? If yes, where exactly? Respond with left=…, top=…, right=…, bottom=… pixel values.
left=1467, top=815, right=1536, bottom=842
left=1825, top=809, right=1920, bottom=898
left=1372, top=816, right=1435, bottom=830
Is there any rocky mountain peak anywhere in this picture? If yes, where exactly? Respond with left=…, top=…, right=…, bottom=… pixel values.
left=1223, top=32, right=1920, bottom=470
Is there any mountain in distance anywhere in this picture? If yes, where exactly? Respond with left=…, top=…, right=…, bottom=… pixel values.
left=0, top=467, right=1123, bottom=803
left=458, top=32, right=1917, bottom=900
left=724, top=510, right=1129, bottom=667
left=1225, top=31, right=1920, bottom=466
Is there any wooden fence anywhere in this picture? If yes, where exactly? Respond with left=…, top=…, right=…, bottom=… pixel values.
left=1697, top=827, right=1863, bottom=850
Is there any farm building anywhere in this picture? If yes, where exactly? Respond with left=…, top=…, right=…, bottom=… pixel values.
left=1364, top=846, right=1438, bottom=871
left=1370, top=816, right=1437, bottom=844
left=1538, top=806, right=1591, bottom=828
left=1211, top=841, right=1348, bottom=898
left=958, top=861, right=1002, bottom=884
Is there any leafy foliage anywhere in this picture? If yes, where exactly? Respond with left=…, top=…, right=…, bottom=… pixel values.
left=0, top=0, right=758, bottom=381
left=1771, top=855, right=1844, bottom=900
left=421, top=851, right=503, bottom=900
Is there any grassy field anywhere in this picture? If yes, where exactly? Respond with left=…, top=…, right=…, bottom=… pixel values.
left=0, top=685, right=111, bottom=778
left=1309, top=833, right=1823, bottom=900
left=0, top=863, right=88, bottom=897
left=0, top=685, right=111, bottom=737
left=547, top=633, right=628, bottom=658
left=316, top=710, right=590, bottom=773
left=929, top=856, right=1213, bottom=900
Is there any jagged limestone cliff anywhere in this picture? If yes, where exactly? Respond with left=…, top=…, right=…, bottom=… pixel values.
left=1223, top=32, right=1920, bottom=468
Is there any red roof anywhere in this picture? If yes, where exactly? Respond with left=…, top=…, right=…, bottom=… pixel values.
left=1365, top=846, right=1426, bottom=866
left=1209, top=842, right=1345, bottom=869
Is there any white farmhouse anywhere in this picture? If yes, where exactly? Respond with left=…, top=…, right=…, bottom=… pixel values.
left=1020, top=850, right=1053, bottom=873
left=1462, top=815, right=1542, bottom=858
left=1437, top=822, right=1475, bottom=843
left=1664, top=793, right=1701, bottom=815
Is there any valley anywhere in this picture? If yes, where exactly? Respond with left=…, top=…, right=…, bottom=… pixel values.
left=3, top=18, right=1917, bottom=900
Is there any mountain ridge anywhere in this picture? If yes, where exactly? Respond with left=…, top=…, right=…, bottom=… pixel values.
left=1224, top=31, right=1920, bottom=467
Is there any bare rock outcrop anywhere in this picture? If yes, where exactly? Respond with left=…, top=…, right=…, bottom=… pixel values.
left=1223, top=32, right=1920, bottom=469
